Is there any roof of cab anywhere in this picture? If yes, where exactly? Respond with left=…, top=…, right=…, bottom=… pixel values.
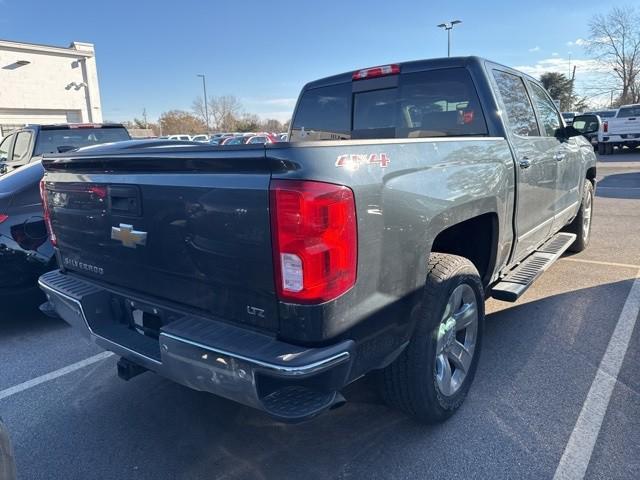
left=301, top=56, right=538, bottom=91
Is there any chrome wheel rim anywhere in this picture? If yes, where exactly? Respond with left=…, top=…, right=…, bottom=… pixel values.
left=583, top=188, right=593, bottom=242
left=434, top=284, right=478, bottom=397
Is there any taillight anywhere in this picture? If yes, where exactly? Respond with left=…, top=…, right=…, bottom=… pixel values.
left=270, top=180, right=357, bottom=303
left=0, top=214, right=8, bottom=224
left=352, top=64, right=400, bottom=81
left=603, top=121, right=608, bottom=133
left=39, top=179, right=57, bottom=246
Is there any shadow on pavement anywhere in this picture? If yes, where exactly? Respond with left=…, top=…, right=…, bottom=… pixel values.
left=596, top=171, right=640, bottom=199
left=0, top=288, right=69, bottom=337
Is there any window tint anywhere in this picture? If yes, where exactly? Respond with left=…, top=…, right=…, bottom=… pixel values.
left=10, top=132, right=32, bottom=162
left=492, top=70, right=539, bottom=137
left=354, top=68, right=488, bottom=138
left=618, top=106, right=640, bottom=118
left=291, top=83, right=351, bottom=141
left=0, top=134, right=13, bottom=159
left=528, top=82, right=562, bottom=136
left=34, top=127, right=130, bottom=155
left=291, top=67, right=488, bottom=141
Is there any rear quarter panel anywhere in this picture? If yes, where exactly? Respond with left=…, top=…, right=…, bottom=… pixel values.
left=268, top=137, right=515, bottom=345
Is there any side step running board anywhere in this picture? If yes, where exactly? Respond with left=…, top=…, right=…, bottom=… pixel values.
left=491, top=232, right=576, bottom=302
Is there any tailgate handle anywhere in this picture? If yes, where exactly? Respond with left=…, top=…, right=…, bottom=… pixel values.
left=109, top=185, right=142, bottom=216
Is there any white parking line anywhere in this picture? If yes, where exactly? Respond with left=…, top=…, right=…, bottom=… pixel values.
left=553, top=270, right=640, bottom=480
left=0, top=351, right=114, bottom=402
left=560, top=257, right=640, bottom=270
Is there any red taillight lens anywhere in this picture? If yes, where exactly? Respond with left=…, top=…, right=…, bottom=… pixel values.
left=270, top=180, right=357, bottom=303
left=352, top=64, right=400, bottom=81
left=603, top=121, right=608, bottom=133
left=0, top=214, right=8, bottom=223
left=39, top=179, right=57, bottom=246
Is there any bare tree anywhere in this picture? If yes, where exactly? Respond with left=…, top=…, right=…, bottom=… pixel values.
left=191, top=96, right=209, bottom=127
left=208, top=95, right=243, bottom=131
left=587, top=6, right=640, bottom=105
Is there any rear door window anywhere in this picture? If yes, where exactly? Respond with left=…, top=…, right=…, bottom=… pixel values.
left=291, top=67, right=488, bottom=141
left=492, top=70, right=540, bottom=137
left=10, top=132, right=32, bottom=163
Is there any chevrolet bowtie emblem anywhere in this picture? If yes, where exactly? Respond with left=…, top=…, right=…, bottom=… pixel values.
left=111, top=224, right=147, bottom=248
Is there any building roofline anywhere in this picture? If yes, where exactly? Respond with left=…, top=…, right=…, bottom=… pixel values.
left=0, top=39, right=94, bottom=57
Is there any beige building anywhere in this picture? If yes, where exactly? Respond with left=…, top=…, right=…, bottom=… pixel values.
left=0, top=39, right=102, bottom=137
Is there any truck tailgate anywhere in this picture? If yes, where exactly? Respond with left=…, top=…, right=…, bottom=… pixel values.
left=42, top=146, right=278, bottom=331
left=609, top=117, right=640, bottom=135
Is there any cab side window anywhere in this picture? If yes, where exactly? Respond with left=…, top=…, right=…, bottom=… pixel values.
left=528, top=82, right=562, bottom=137
left=492, top=70, right=539, bottom=137
left=10, top=132, right=32, bottom=163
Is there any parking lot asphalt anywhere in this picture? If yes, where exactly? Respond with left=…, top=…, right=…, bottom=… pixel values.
left=1, top=151, right=639, bottom=480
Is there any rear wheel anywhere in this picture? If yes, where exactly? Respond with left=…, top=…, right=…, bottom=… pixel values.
left=597, top=143, right=606, bottom=155
left=378, top=253, right=484, bottom=423
left=566, top=180, right=594, bottom=253
left=605, top=143, right=614, bottom=155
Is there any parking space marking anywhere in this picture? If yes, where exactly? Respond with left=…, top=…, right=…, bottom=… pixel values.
left=0, top=351, right=114, bottom=402
left=553, top=270, right=640, bottom=480
left=560, top=257, right=640, bottom=270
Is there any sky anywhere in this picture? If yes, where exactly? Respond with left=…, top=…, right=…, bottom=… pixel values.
left=0, top=0, right=625, bottom=122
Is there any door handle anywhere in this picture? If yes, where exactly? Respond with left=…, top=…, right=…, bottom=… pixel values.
left=519, top=157, right=532, bottom=169
left=554, top=152, right=566, bottom=161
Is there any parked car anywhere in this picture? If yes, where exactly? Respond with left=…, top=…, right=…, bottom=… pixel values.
left=39, top=57, right=598, bottom=424
left=585, top=109, right=617, bottom=120
left=597, top=104, right=640, bottom=155
left=221, top=136, right=246, bottom=145
left=191, top=134, right=210, bottom=143
left=0, top=123, right=131, bottom=175
left=0, top=161, right=54, bottom=298
left=245, top=134, right=279, bottom=144
left=167, top=134, right=192, bottom=141
left=561, top=111, right=580, bottom=126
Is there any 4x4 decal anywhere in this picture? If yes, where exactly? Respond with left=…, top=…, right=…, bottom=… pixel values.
left=335, top=153, right=390, bottom=170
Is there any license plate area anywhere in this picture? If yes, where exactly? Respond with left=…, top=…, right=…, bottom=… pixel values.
left=125, top=299, right=166, bottom=340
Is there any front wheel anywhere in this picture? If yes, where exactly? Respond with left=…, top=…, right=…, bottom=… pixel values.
left=378, top=253, right=484, bottom=423
left=566, top=180, right=594, bottom=253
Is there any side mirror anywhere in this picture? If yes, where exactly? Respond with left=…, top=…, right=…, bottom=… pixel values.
left=567, top=114, right=600, bottom=137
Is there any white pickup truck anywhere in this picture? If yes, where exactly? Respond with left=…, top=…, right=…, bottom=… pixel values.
left=597, top=103, right=640, bottom=155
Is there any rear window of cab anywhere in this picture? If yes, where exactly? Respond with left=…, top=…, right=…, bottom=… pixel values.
left=290, top=67, right=488, bottom=141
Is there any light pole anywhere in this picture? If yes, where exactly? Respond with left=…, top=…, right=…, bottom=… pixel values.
left=196, top=74, right=210, bottom=133
left=437, top=20, right=462, bottom=57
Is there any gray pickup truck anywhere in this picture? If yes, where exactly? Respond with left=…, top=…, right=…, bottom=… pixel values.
left=38, top=57, right=598, bottom=423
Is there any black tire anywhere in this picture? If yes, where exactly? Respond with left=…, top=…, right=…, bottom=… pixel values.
left=597, top=143, right=606, bottom=155
left=378, top=253, right=484, bottom=423
left=566, top=180, right=594, bottom=253
left=605, top=143, right=614, bottom=155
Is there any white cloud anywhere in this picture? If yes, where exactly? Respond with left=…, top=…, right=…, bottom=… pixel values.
left=515, top=57, right=608, bottom=78
left=552, top=52, right=559, bottom=56
left=258, top=111, right=293, bottom=122
left=261, top=98, right=297, bottom=107
left=567, top=38, right=588, bottom=47
left=528, top=46, right=541, bottom=52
